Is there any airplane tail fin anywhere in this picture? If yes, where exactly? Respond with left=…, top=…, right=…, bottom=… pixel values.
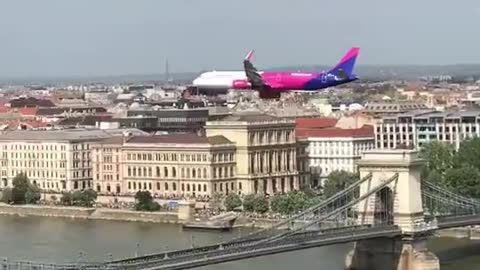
left=329, top=47, right=360, bottom=79
left=245, top=49, right=254, bottom=62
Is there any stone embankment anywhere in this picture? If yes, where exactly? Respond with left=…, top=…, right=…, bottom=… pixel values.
left=0, top=203, right=179, bottom=224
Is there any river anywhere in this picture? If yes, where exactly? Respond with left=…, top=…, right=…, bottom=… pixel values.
left=0, top=216, right=479, bottom=270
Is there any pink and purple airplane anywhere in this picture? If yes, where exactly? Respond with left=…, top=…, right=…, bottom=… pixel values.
left=192, top=47, right=360, bottom=99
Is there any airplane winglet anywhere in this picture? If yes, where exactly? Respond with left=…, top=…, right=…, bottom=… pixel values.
left=245, top=50, right=254, bottom=61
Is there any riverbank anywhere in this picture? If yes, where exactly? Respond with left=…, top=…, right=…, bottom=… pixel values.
left=0, top=203, right=180, bottom=224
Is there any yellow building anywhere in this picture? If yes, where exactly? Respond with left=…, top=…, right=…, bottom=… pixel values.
left=92, top=133, right=236, bottom=198
left=206, top=113, right=300, bottom=195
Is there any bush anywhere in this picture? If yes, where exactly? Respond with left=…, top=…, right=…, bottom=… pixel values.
left=224, top=194, right=242, bottom=211
left=134, top=191, right=161, bottom=212
left=61, top=189, right=97, bottom=207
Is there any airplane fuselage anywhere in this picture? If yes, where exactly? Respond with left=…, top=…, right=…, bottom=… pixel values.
left=192, top=71, right=356, bottom=91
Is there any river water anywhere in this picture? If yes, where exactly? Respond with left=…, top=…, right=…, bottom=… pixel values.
left=1, top=216, right=479, bottom=270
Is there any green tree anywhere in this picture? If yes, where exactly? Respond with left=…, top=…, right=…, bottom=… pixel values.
left=420, top=141, right=455, bottom=183
left=242, top=194, right=256, bottom=212
left=287, top=191, right=310, bottom=214
left=455, top=138, right=480, bottom=170
left=444, top=164, right=480, bottom=198
left=12, top=173, right=29, bottom=204
left=134, top=191, right=160, bottom=211
left=270, top=194, right=289, bottom=214
left=210, top=193, right=223, bottom=211
left=253, top=195, right=269, bottom=214
left=61, top=192, right=73, bottom=206
left=224, top=193, right=242, bottom=211
left=25, top=188, right=41, bottom=204
left=323, top=171, right=359, bottom=199
left=1, top=188, right=13, bottom=204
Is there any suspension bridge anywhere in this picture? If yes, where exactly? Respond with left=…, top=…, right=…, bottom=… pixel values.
left=2, top=149, right=480, bottom=270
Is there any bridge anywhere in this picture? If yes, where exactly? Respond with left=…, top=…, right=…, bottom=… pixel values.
left=2, top=149, right=480, bottom=270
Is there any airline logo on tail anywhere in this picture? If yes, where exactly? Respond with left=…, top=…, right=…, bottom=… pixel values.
left=328, top=47, right=360, bottom=80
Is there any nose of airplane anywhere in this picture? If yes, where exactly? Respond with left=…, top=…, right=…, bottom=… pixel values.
left=192, top=77, right=202, bottom=85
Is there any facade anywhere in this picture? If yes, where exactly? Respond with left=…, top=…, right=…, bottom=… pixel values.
left=296, top=126, right=375, bottom=187
left=127, top=107, right=208, bottom=134
left=0, top=129, right=114, bottom=191
left=92, top=133, right=237, bottom=198
left=374, top=110, right=480, bottom=150
left=364, top=101, right=428, bottom=117
left=206, top=113, right=300, bottom=195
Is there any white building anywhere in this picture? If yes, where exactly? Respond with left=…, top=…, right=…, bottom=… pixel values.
left=375, top=110, right=480, bottom=150
left=296, top=126, right=375, bottom=187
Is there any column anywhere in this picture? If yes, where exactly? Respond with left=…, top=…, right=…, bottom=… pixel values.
left=267, top=179, right=273, bottom=194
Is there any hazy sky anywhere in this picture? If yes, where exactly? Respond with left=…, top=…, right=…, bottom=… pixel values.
left=0, top=0, right=479, bottom=77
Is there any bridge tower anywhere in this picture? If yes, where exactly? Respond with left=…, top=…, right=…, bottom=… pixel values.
left=346, top=149, right=440, bottom=270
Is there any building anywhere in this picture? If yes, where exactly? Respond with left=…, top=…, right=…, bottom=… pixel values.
left=364, top=101, right=428, bottom=117
left=0, top=129, right=116, bottom=191
left=295, top=118, right=375, bottom=187
left=206, top=113, right=300, bottom=195
left=92, top=133, right=236, bottom=199
left=126, top=106, right=209, bottom=134
left=374, top=110, right=480, bottom=150
left=297, top=127, right=374, bottom=187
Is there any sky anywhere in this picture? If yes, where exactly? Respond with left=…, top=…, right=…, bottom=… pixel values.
left=0, top=0, right=479, bottom=78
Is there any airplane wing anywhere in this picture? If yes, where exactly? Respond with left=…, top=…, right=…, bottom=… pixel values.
left=243, top=59, right=269, bottom=89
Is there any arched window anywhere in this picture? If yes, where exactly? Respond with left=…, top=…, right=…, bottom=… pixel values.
left=192, top=169, right=196, bottom=178
left=172, top=167, right=177, bottom=178
left=197, top=168, right=201, bottom=179
left=156, top=166, right=160, bottom=177
left=164, top=167, right=169, bottom=178
left=203, top=168, right=207, bottom=178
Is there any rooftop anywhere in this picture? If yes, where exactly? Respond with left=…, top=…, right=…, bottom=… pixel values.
left=0, top=128, right=148, bottom=142
left=103, top=133, right=233, bottom=147
left=296, top=125, right=374, bottom=139
left=295, top=117, right=338, bottom=129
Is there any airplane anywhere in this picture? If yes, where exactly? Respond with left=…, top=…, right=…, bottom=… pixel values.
left=191, top=47, right=360, bottom=99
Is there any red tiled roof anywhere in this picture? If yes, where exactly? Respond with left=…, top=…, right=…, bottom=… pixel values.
left=17, top=107, right=38, bottom=116
left=295, top=117, right=338, bottom=129
left=296, top=125, right=374, bottom=138
left=0, top=107, right=10, bottom=113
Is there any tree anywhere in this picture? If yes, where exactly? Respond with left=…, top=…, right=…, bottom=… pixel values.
left=242, top=194, right=256, bottom=212
left=253, top=195, right=269, bottom=214
left=61, top=192, right=73, bottom=206
left=1, top=188, right=13, bottom=204
left=455, top=138, right=480, bottom=170
left=420, top=141, right=455, bottom=183
left=12, top=173, right=29, bottom=204
left=224, top=194, right=242, bottom=211
left=270, top=194, right=289, bottom=214
left=25, top=188, right=41, bottom=204
left=323, top=171, right=359, bottom=199
left=134, top=191, right=160, bottom=211
left=444, top=164, right=480, bottom=198
left=210, top=193, right=223, bottom=211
